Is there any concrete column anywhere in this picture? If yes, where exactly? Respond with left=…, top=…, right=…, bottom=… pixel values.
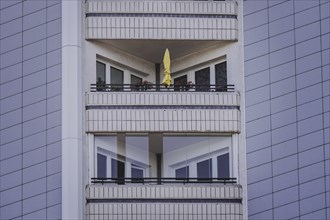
left=62, top=0, right=83, bottom=219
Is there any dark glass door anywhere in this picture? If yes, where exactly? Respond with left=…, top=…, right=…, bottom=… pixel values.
left=215, top=62, right=227, bottom=91
left=195, top=67, right=210, bottom=91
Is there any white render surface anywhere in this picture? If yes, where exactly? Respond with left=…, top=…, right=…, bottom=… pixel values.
left=85, top=1, right=238, bottom=40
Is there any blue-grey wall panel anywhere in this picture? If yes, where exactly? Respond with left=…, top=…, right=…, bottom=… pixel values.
left=244, top=0, right=329, bottom=218
left=0, top=1, right=62, bottom=218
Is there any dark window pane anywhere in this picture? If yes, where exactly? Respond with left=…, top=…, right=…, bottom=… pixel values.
left=132, top=167, right=143, bottom=178
left=175, top=166, right=189, bottom=179
left=130, top=75, right=143, bottom=91
left=197, top=159, right=212, bottom=179
left=131, top=75, right=142, bottom=85
left=110, top=66, right=124, bottom=91
left=96, top=61, right=106, bottom=91
left=174, top=75, right=188, bottom=91
left=217, top=153, right=230, bottom=178
left=215, top=62, right=227, bottom=91
left=111, top=158, right=125, bottom=184
left=195, top=67, right=210, bottom=91
left=131, top=166, right=144, bottom=183
left=97, top=153, right=107, bottom=178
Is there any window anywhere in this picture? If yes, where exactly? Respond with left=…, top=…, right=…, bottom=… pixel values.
left=215, top=62, right=227, bottom=91
left=111, top=158, right=125, bottom=184
left=217, top=153, right=229, bottom=178
left=195, top=67, right=210, bottom=91
left=174, top=75, right=188, bottom=91
left=197, top=159, right=212, bottom=179
left=131, top=164, right=144, bottom=183
left=130, top=75, right=143, bottom=91
left=175, top=166, right=189, bottom=179
left=131, top=75, right=142, bottom=85
left=97, top=153, right=107, bottom=178
left=110, top=66, right=124, bottom=91
left=96, top=61, right=106, bottom=91
left=95, top=134, right=231, bottom=184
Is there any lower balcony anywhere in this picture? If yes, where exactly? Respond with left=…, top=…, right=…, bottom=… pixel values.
left=86, top=181, right=243, bottom=220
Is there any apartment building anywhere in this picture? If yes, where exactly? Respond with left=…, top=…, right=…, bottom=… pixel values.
left=0, top=0, right=328, bottom=219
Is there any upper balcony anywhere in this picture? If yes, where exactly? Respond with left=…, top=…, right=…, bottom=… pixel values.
left=85, top=0, right=239, bottom=41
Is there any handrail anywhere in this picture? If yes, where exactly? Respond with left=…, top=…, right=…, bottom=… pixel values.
left=90, top=84, right=235, bottom=92
left=91, top=177, right=237, bottom=185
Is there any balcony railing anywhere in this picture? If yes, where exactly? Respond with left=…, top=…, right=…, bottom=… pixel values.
left=90, top=83, right=235, bottom=92
left=91, top=177, right=237, bottom=185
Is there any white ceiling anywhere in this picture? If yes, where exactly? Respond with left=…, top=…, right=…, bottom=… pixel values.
left=97, top=39, right=230, bottom=63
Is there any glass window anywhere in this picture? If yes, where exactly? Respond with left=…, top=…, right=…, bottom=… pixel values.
left=197, top=159, right=212, bottom=179
left=96, top=61, right=106, bottom=91
left=195, top=67, right=210, bottom=91
left=131, top=75, right=142, bottom=85
left=131, top=165, right=144, bottom=183
left=95, top=134, right=231, bottom=183
left=215, top=62, right=227, bottom=91
left=111, top=158, right=125, bottom=184
left=110, top=66, right=124, bottom=91
left=174, top=75, right=188, bottom=91
left=217, top=153, right=229, bottom=178
left=97, top=153, right=107, bottom=178
left=130, top=75, right=143, bottom=91
left=175, top=166, right=189, bottom=179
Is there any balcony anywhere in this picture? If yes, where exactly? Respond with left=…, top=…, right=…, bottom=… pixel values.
left=85, top=84, right=241, bottom=133
left=86, top=181, right=243, bottom=219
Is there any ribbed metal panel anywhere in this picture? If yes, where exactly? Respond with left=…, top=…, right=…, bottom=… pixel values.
left=86, top=185, right=243, bottom=220
left=85, top=108, right=241, bottom=133
left=85, top=92, right=241, bottom=106
left=85, top=92, right=241, bottom=133
left=85, top=1, right=238, bottom=40
left=86, top=1, right=237, bottom=15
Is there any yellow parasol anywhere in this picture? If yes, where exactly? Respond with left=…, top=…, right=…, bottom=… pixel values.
left=162, top=48, right=171, bottom=87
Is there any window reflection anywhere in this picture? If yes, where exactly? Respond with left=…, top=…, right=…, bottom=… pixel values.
left=95, top=134, right=231, bottom=183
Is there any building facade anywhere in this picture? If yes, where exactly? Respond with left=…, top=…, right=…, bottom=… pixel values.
left=0, top=0, right=63, bottom=219
left=244, top=0, right=330, bottom=219
left=84, top=0, right=246, bottom=219
left=0, top=0, right=328, bottom=219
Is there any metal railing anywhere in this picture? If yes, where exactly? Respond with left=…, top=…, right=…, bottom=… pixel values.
left=91, top=177, right=237, bottom=185
left=90, top=84, right=235, bottom=92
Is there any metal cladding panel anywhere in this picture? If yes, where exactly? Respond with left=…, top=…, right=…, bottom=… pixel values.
left=85, top=92, right=241, bottom=106
left=85, top=92, right=241, bottom=133
left=86, top=185, right=243, bottom=220
left=85, top=108, right=241, bottom=133
left=85, top=1, right=238, bottom=40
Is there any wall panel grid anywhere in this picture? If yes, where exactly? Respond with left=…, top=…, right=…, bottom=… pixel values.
left=85, top=109, right=241, bottom=133
left=86, top=92, right=241, bottom=107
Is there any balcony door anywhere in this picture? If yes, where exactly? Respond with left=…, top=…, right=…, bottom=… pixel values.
left=195, top=67, right=210, bottom=91
left=110, top=66, right=124, bottom=91
left=215, top=62, right=227, bottom=91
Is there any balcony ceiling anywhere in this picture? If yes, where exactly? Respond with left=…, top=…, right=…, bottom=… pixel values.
left=97, top=39, right=230, bottom=63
